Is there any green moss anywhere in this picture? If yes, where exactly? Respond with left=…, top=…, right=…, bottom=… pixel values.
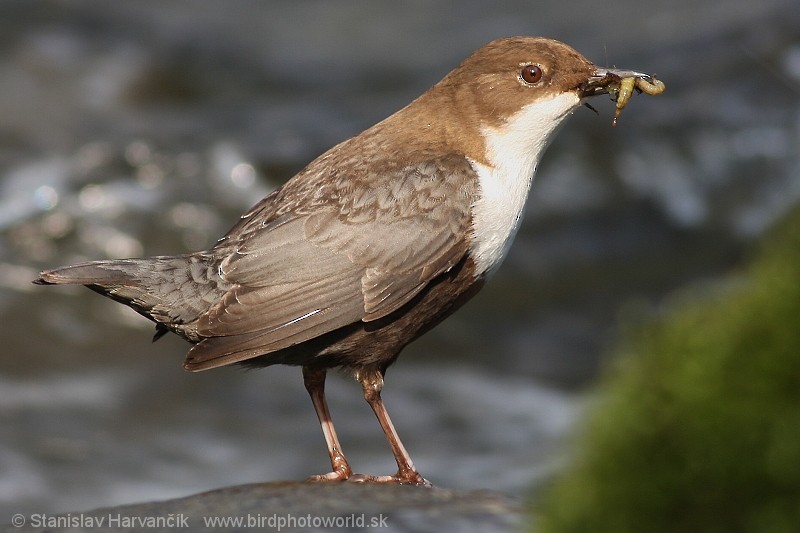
left=535, top=209, right=800, bottom=533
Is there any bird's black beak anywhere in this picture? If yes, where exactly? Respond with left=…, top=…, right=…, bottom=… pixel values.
left=579, top=67, right=655, bottom=98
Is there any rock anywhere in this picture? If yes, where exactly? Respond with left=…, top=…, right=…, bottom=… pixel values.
left=7, top=481, right=521, bottom=532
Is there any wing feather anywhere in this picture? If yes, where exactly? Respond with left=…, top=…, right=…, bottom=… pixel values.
left=198, top=268, right=362, bottom=335
left=186, top=154, right=478, bottom=369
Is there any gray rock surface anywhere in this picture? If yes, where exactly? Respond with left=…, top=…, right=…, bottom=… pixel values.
left=5, top=482, right=521, bottom=532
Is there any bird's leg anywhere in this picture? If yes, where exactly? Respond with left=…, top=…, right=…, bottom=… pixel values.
left=303, top=366, right=353, bottom=482
left=352, top=369, right=430, bottom=486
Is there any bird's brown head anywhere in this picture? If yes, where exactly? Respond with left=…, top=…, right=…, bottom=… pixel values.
left=434, top=36, right=600, bottom=130
left=383, top=36, right=638, bottom=165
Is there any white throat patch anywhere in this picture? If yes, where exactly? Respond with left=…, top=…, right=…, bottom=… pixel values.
left=469, top=91, right=581, bottom=275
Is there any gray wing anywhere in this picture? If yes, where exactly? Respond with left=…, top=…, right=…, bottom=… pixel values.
left=184, top=156, right=478, bottom=370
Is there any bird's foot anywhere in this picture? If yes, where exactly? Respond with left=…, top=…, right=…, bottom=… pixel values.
left=306, top=471, right=348, bottom=482
left=347, top=470, right=431, bottom=486
left=305, top=460, right=353, bottom=482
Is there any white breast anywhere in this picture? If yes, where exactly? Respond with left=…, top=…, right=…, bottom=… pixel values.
left=469, top=91, right=581, bottom=275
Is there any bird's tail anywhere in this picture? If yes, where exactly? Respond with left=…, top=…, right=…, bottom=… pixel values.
left=34, top=254, right=227, bottom=341
left=36, top=259, right=149, bottom=287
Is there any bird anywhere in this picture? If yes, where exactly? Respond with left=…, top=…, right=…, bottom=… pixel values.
left=35, top=36, right=660, bottom=485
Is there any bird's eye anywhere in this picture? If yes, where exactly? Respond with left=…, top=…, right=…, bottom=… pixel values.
left=520, top=64, right=543, bottom=84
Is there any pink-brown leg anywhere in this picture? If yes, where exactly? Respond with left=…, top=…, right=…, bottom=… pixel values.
left=303, top=366, right=353, bottom=482
left=351, top=369, right=430, bottom=486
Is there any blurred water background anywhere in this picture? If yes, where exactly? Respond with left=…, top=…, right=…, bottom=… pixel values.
left=1, top=0, right=798, bottom=518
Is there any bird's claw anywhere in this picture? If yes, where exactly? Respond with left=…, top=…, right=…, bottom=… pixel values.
left=347, top=471, right=431, bottom=486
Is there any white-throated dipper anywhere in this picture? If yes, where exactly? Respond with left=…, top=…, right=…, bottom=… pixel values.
left=35, top=37, right=663, bottom=485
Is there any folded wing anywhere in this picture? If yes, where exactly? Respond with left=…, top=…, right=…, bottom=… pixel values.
left=185, top=155, right=477, bottom=370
